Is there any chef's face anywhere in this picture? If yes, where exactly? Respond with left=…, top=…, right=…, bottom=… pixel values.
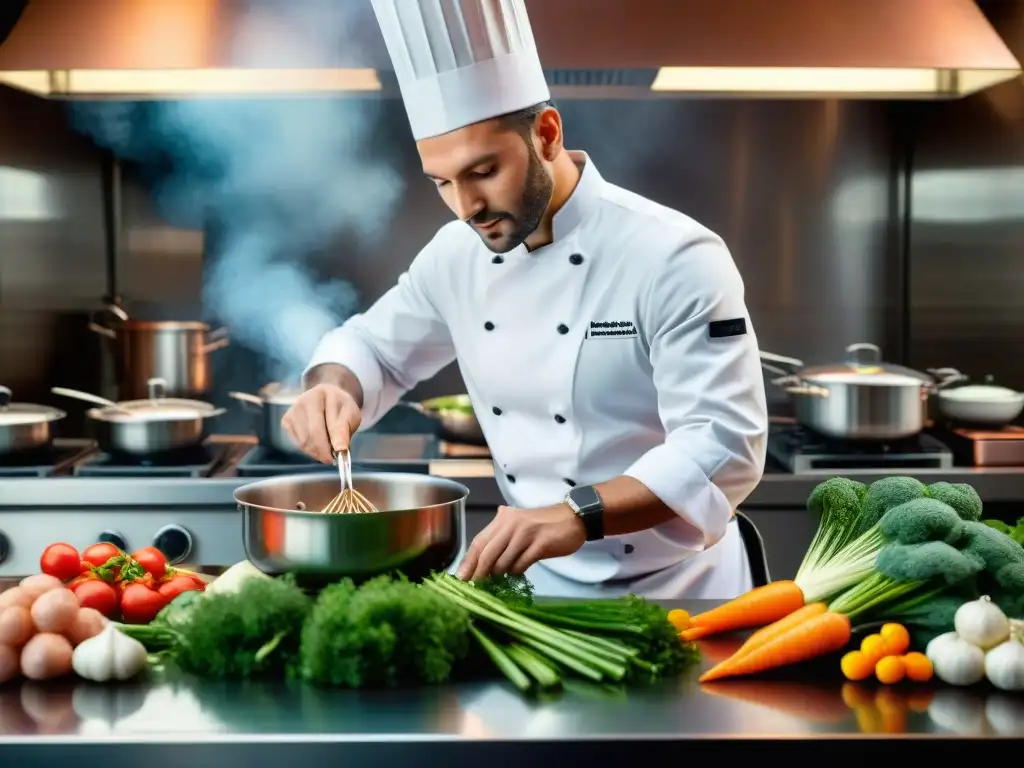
left=419, top=112, right=555, bottom=253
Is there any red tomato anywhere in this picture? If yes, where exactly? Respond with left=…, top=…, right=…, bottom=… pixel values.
left=120, top=583, right=169, bottom=624
left=73, top=579, right=119, bottom=617
left=158, top=574, right=203, bottom=602
left=131, top=546, right=168, bottom=579
left=82, top=543, right=122, bottom=568
left=40, top=543, right=82, bottom=582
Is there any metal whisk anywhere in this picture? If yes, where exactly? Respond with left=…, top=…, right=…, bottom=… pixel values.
left=321, top=449, right=379, bottom=514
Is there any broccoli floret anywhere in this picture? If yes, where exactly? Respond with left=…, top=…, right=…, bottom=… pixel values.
left=875, top=540, right=984, bottom=585
left=961, top=520, right=1024, bottom=575
left=878, top=497, right=965, bottom=545
left=994, top=561, right=1024, bottom=594
left=807, top=477, right=867, bottom=518
left=855, top=477, right=928, bottom=537
left=926, top=482, right=982, bottom=521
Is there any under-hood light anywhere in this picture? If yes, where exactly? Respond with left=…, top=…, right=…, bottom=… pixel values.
left=0, top=68, right=381, bottom=98
left=650, top=66, right=1019, bottom=98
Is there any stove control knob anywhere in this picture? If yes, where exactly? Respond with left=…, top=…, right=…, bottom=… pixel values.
left=0, top=532, right=8, bottom=565
left=152, top=525, right=193, bottom=565
left=98, top=530, right=127, bottom=551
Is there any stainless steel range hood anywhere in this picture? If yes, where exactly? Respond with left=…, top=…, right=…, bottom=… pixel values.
left=0, top=0, right=1020, bottom=100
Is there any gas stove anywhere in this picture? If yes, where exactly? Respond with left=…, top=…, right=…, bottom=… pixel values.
left=768, top=423, right=954, bottom=473
left=73, top=443, right=231, bottom=478
left=0, top=439, right=97, bottom=478
left=234, top=433, right=440, bottom=477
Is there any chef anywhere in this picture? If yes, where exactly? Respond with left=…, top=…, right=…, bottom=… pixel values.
left=281, top=0, right=769, bottom=599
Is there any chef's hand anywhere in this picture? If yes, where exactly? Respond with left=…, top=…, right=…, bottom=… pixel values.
left=456, top=503, right=586, bottom=581
left=280, top=384, right=362, bottom=464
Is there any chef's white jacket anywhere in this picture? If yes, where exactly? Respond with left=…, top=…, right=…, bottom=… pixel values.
left=306, top=151, right=769, bottom=599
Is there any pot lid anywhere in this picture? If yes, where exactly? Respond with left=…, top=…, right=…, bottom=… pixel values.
left=0, top=386, right=66, bottom=423
left=940, top=384, right=1022, bottom=402
left=799, top=362, right=932, bottom=386
left=0, top=402, right=66, bottom=424
left=90, top=398, right=220, bottom=422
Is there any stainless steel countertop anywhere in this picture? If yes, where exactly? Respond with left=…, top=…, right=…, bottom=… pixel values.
left=0, top=600, right=1017, bottom=748
left=1, top=464, right=1024, bottom=510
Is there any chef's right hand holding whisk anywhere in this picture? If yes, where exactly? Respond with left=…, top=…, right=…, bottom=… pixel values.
left=281, top=377, right=363, bottom=465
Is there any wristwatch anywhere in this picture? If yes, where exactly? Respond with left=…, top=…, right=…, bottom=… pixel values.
left=564, top=485, right=605, bottom=541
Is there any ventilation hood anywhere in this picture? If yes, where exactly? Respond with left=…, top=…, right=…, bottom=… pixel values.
left=0, top=0, right=1020, bottom=100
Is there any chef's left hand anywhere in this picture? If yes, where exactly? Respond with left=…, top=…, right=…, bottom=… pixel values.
left=456, top=503, right=586, bottom=581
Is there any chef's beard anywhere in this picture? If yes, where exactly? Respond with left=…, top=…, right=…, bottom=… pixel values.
left=469, top=143, right=553, bottom=253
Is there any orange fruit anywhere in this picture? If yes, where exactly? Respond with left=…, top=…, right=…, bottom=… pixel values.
left=880, top=623, right=911, bottom=655
left=903, top=652, right=933, bottom=682
left=875, top=655, right=906, bottom=685
left=841, top=650, right=874, bottom=681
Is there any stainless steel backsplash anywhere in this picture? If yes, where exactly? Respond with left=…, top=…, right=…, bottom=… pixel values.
left=1, top=0, right=1021, bottom=434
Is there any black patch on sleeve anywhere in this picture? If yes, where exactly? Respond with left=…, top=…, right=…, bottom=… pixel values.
left=708, top=318, right=747, bottom=339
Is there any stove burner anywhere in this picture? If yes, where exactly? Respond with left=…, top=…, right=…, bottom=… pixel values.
left=0, top=440, right=97, bottom=478
left=73, top=444, right=226, bottom=478
left=235, top=433, right=439, bottom=478
left=768, top=424, right=953, bottom=473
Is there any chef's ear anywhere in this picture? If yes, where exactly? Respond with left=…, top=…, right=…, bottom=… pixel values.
left=534, top=106, right=564, bottom=161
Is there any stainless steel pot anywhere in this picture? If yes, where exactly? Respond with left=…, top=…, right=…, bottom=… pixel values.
left=927, top=371, right=1024, bottom=427
left=52, top=378, right=225, bottom=457
left=229, top=384, right=303, bottom=456
left=89, top=304, right=230, bottom=400
left=235, top=472, right=468, bottom=584
left=760, top=343, right=957, bottom=441
left=0, top=386, right=66, bottom=456
left=404, top=394, right=486, bottom=446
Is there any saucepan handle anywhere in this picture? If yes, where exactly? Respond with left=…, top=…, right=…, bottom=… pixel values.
left=759, top=350, right=805, bottom=371
left=761, top=363, right=828, bottom=398
left=229, top=392, right=265, bottom=409
left=927, top=367, right=969, bottom=392
left=203, top=327, right=230, bottom=353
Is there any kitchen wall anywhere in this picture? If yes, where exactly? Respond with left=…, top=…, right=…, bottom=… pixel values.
left=905, top=0, right=1024, bottom=389
left=2, top=1, right=1022, bottom=434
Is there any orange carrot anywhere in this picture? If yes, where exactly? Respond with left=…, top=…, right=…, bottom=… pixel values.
left=731, top=602, right=828, bottom=659
left=698, top=610, right=851, bottom=683
left=688, top=580, right=805, bottom=637
left=680, top=626, right=715, bottom=642
left=700, top=602, right=827, bottom=681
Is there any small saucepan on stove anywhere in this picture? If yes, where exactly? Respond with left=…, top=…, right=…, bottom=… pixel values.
left=229, top=384, right=303, bottom=457
left=926, top=370, right=1024, bottom=428
left=51, top=378, right=225, bottom=457
left=760, top=343, right=966, bottom=441
left=0, top=386, right=66, bottom=456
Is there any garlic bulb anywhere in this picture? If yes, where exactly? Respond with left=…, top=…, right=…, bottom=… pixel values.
left=953, top=595, right=1010, bottom=651
left=71, top=624, right=149, bottom=683
left=984, top=638, right=1024, bottom=692
left=926, top=632, right=986, bottom=686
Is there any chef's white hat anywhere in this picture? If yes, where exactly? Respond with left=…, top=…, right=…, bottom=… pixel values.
left=370, top=0, right=551, bottom=141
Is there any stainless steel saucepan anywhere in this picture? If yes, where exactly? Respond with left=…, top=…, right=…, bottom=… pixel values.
left=89, top=303, right=230, bottom=400
left=229, top=384, right=303, bottom=456
left=235, top=472, right=468, bottom=585
left=760, top=343, right=965, bottom=441
left=0, top=386, right=66, bottom=456
left=52, top=377, right=225, bottom=456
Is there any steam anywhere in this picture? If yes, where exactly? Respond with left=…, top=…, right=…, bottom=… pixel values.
left=67, top=1, right=405, bottom=382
